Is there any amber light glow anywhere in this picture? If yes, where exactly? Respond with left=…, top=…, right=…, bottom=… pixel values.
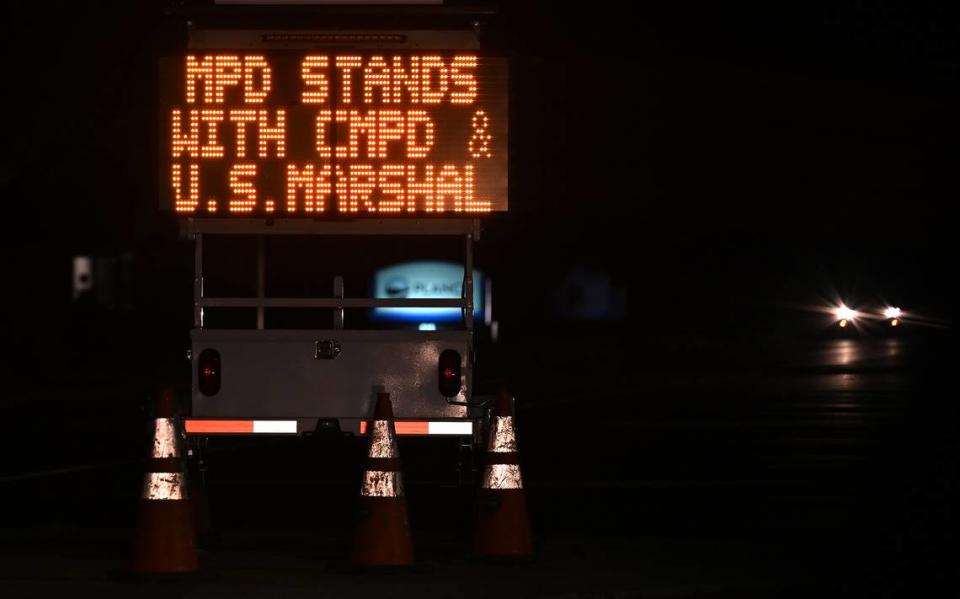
left=162, top=52, right=508, bottom=216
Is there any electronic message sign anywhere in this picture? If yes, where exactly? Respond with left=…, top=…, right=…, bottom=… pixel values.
left=159, top=52, right=508, bottom=216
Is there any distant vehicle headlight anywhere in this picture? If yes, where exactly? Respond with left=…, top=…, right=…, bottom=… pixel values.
left=835, top=305, right=856, bottom=322
left=883, top=306, right=902, bottom=320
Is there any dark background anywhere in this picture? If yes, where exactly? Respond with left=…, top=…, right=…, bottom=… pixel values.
left=0, top=2, right=957, bottom=596
left=1, top=1, right=955, bottom=370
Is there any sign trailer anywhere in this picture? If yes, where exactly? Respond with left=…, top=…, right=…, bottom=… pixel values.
left=163, top=24, right=507, bottom=474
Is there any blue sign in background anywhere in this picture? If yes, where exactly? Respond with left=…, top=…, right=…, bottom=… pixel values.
left=371, top=261, right=484, bottom=323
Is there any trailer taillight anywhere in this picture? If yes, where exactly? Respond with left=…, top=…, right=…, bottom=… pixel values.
left=438, top=349, right=462, bottom=398
left=198, top=349, right=221, bottom=396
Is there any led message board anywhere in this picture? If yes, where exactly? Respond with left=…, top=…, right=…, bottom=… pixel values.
left=159, top=52, right=507, bottom=216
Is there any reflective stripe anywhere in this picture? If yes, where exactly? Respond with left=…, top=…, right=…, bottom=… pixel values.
left=142, top=472, right=186, bottom=500
left=359, top=420, right=473, bottom=436
left=252, top=420, right=297, bottom=434
left=368, top=420, right=399, bottom=459
left=361, top=470, right=404, bottom=497
left=482, top=463, right=523, bottom=490
left=487, top=416, right=518, bottom=453
left=188, top=419, right=472, bottom=436
left=184, top=419, right=297, bottom=434
left=394, top=421, right=429, bottom=435
left=185, top=419, right=253, bottom=434
left=152, top=418, right=181, bottom=458
left=428, top=421, right=473, bottom=435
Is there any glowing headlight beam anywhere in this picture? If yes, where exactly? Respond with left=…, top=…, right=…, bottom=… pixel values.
left=835, top=305, right=857, bottom=322
left=883, top=306, right=902, bottom=320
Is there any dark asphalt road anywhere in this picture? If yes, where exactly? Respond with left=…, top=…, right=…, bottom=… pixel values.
left=1, top=333, right=956, bottom=597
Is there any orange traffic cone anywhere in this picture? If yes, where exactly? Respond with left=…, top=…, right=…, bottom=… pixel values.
left=473, top=386, right=532, bottom=557
left=351, top=392, right=414, bottom=566
left=131, top=389, right=198, bottom=575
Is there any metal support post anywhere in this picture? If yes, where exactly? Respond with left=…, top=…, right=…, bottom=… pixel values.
left=333, top=275, right=344, bottom=329
left=456, top=435, right=476, bottom=488
left=256, top=235, right=265, bottom=330
left=464, top=233, right=474, bottom=330
left=194, top=232, right=203, bottom=329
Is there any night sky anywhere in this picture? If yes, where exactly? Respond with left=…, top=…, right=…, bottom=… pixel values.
left=1, top=1, right=956, bottom=357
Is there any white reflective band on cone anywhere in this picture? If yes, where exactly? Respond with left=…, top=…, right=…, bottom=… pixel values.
left=487, top=416, right=518, bottom=453
left=152, top=418, right=181, bottom=458
left=368, top=420, right=399, bottom=459
left=361, top=470, right=404, bottom=497
left=482, top=463, right=523, bottom=490
left=142, top=472, right=186, bottom=500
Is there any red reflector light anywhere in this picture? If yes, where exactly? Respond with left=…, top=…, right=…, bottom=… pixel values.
left=438, top=349, right=462, bottom=398
left=197, top=349, right=221, bottom=396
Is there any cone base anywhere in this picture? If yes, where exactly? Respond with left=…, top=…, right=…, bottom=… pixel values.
left=351, top=496, right=413, bottom=566
left=473, top=489, right=532, bottom=557
left=131, top=499, right=199, bottom=574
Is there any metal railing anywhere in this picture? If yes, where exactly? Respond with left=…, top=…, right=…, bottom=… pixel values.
left=188, top=218, right=478, bottom=331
